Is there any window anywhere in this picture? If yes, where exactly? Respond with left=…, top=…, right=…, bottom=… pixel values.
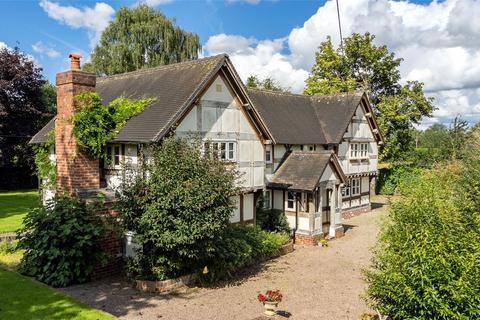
left=204, top=141, right=236, bottom=161
left=350, top=143, right=368, bottom=159
left=300, top=145, right=304, bottom=151
left=309, top=146, right=314, bottom=151
left=341, top=185, right=351, bottom=197
left=351, top=178, right=360, bottom=196
left=265, top=149, right=272, bottom=163
left=287, top=191, right=296, bottom=210
left=105, top=144, right=122, bottom=168
left=263, top=190, right=271, bottom=209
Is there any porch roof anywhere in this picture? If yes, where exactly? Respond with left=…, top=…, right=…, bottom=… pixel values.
left=270, top=151, right=346, bottom=191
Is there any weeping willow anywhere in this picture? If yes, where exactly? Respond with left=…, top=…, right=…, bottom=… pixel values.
left=85, top=5, right=201, bottom=76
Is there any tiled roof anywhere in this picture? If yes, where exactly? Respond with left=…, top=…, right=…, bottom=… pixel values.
left=247, top=89, right=364, bottom=145
left=270, top=151, right=346, bottom=191
left=30, top=55, right=227, bottom=144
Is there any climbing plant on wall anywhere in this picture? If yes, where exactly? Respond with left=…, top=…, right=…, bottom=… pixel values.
left=33, top=131, right=56, bottom=187
left=73, top=92, right=154, bottom=159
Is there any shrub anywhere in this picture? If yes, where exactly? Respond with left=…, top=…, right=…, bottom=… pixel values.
left=256, top=207, right=291, bottom=234
left=117, top=137, right=239, bottom=281
left=199, top=225, right=289, bottom=283
left=365, top=163, right=480, bottom=319
left=0, top=240, right=17, bottom=254
left=377, top=165, right=421, bottom=195
left=17, top=197, right=106, bottom=287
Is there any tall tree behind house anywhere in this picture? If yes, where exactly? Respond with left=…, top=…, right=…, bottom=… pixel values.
left=304, top=33, right=434, bottom=162
left=83, top=5, right=201, bottom=76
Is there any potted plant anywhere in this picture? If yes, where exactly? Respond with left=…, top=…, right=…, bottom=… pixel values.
left=258, top=289, right=283, bottom=316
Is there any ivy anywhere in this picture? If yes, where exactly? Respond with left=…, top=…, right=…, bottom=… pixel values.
left=33, top=130, right=56, bottom=187
left=73, top=92, right=154, bottom=159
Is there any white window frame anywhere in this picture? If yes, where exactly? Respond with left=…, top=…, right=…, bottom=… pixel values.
left=263, top=190, right=272, bottom=209
left=350, top=143, right=368, bottom=159
left=286, top=191, right=296, bottom=211
left=341, top=185, right=351, bottom=197
left=203, top=140, right=236, bottom=162
left=265, top=147, right=272, bottom=164
left=105, top=144, right=122, bottom=169
left=351, top=178, right=361, bottom=196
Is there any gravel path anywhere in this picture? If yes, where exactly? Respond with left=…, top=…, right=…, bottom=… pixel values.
left=60, top=197, right=387, bottom=320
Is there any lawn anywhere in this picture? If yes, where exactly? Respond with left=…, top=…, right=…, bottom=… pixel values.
left=0, top=190, right=39, bottom=233
left=0, top=267, right=115, bottom=320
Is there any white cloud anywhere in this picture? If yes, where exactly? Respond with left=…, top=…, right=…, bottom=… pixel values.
left=39, top=0, right=115, bottom=47
left=32, top=41, right=61, bottom=58
left=204, top=0, right=480, bottom=126
left=138, top=0, right=173, bottom=6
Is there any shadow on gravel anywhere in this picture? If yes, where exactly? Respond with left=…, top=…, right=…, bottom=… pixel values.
left=371, top=202, right=385, bottom=210
left=59, top=276, right=193, bottom=318
left=343, top=224, right=358, bottom=234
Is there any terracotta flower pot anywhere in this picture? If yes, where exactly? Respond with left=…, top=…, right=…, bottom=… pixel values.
left=263, top=301, right=278, bottom=316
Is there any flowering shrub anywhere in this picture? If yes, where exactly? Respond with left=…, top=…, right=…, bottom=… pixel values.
left=258, top=290, right=283, bottom=303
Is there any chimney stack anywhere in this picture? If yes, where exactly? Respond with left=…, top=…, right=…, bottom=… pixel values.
left=55, top=53, right=100, bottom=196
left=69, top=53, right=82, bottom=70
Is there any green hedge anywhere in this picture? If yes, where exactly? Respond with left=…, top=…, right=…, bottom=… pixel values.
left=376, top=165, right=422, bottom=195
left=366, top=162, right=480, bottom=319
left=198, top=225, right=289, bottom=284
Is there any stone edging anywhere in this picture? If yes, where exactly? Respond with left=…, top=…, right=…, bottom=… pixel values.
left=135, top=274, right=195, bottom=293
left=0, top=232, right=17, bottom=242
left=134, top=241, right=294, bottom=294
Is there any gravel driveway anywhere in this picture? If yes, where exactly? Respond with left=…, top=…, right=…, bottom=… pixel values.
left=60, top=196, right=387, bottom=320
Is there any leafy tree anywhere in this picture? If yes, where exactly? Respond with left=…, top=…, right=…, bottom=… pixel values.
left=304, top=33, right=434, bottom=161
left=0, top=46, right=51, bottom=188
left=117, top=136, right=239, bottom=280
left=246, top=75, right=288, bottom=92
left=83, top=5, right=200, bottom=76
left=41, top=82, right=56, bottom=114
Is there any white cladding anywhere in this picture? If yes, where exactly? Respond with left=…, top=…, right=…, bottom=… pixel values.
left=103, top=75, right=264, bottom=224
left=338, top=106, right=378, bottom=175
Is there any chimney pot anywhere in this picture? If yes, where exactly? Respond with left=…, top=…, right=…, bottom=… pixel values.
left=69, top=53, right=82, bottom=70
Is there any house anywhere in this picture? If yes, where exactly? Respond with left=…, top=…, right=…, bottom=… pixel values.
left=247, top=89, right=383, bottom=244
left=30, top=53, right=382, bottom=246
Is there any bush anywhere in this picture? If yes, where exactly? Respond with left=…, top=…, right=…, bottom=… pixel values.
left=0, top=240, right=17, bottom=254
left=199, top=225, right=289, bottom=284
left=118, top=137, right=239, bottom=281
left=377, top=165, right=421, bottom=195
left=256, top=207, right=291, bottom=234
left=17, top=197, right=106, bottom=287
left=365, top=163, right=480, bottom=319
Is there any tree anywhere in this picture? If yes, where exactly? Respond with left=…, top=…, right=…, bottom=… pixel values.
left=116, top=136, right=239, bottom=280
left=83, top=5, right=200, bottom=76
left=304, top=33, right=434, bottom=161
left=41, top=82, right=56, bottom=114
left=0, top=46, right=51, bottom=188
left=246, top=75, right=288, bottom=92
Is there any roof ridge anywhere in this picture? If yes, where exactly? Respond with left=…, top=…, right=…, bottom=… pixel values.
left=247, top=88, right=311, bottom=99
left=97, top=54, right=228, bottom=83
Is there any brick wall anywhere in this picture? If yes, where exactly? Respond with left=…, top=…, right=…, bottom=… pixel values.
left=93, top=202, right=123, bottom=279
left=294, top=233, right=317, bottom=246
left=55, top=69, right=100, bottom=195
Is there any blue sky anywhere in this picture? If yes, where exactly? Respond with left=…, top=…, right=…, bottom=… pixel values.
left=0, top=0, right=478, bottom=127
left=0, top=0, right=323, bottom=82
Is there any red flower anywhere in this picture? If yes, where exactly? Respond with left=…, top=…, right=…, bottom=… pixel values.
left=258, top=294, right=266, bottom=302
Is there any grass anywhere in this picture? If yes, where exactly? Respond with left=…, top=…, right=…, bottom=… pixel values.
left=0, top=190, right=39, bottom=233
left=0, top=267, right=115, bottom=320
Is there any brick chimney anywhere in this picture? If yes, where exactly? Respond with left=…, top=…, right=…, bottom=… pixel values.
left=55, top=54, right=100, bottom=195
